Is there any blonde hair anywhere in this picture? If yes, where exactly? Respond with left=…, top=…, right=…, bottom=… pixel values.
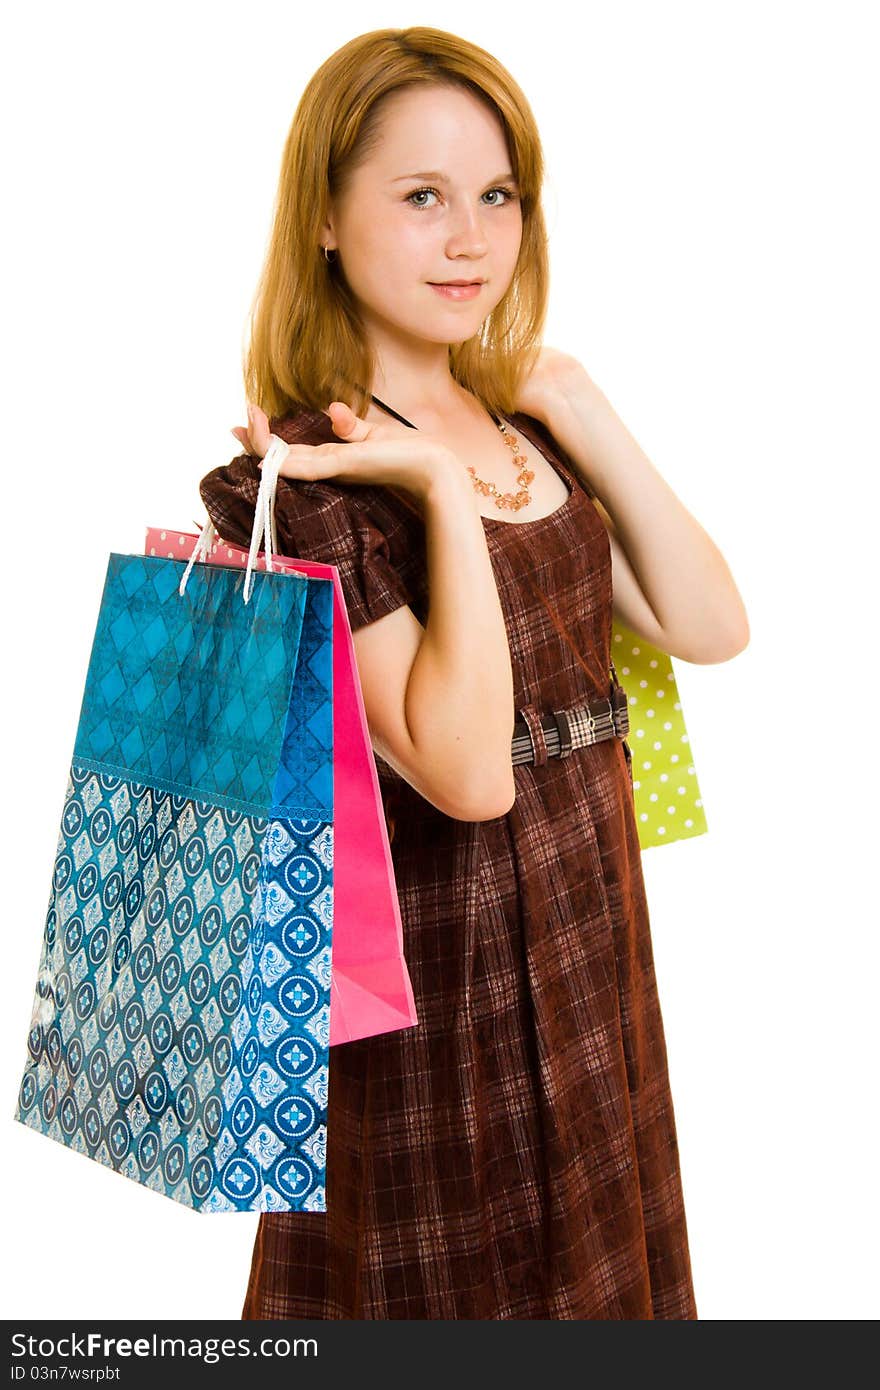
left=242, top=26, right=550, bottom=422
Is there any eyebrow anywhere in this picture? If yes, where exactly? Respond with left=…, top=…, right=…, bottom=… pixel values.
left=391, top=170, right=519, bottom=185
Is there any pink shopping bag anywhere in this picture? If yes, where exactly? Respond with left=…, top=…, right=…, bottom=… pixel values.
left=145, top=521, right=418, bottom=1048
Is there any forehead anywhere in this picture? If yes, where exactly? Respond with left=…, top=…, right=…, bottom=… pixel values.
left=369, top=85, right=509, bottom=166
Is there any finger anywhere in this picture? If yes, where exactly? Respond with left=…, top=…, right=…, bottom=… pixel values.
left=327, top=400, right=371, bottom=443
left=271, top=443, right=346, bottom=479
left=246, top=402, right=272, bottom=457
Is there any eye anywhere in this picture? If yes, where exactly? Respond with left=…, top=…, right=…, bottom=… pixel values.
left=406, top=185, right=518, bottom=210
left=406, top=187, right=440, bottom=209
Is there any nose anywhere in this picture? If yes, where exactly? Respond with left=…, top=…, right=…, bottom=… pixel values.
left=444, top=201, right=490, bottom=257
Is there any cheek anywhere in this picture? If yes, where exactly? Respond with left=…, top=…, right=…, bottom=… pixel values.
left=389, top=219, right=435, bottom=265
left=355, top=218, right=423, bottom=277
left=503, top=215, right=524, bottom=261
left=361, top=231, right=431, bottom=300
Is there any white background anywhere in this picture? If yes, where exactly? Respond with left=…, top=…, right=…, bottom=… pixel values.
left=3, top=0, right=877, bottom=1321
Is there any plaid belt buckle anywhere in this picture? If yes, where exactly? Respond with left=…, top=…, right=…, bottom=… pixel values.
left=610, top=683, right=630, bottom=739
left=588, top=697, right=616, bottom=745
left=550, top=707, right=574, bottom=759
left=566, top=696, right=616, bottom=751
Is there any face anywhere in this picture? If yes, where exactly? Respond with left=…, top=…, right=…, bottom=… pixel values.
left=321, top=85, right=523, bottom=357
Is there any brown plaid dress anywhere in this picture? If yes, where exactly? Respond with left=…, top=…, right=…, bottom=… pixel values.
left=199, top=408, right=698, bottom=1320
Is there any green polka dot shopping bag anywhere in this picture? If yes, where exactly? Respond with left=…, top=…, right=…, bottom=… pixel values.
left=612, top=622, right=709, bottom=849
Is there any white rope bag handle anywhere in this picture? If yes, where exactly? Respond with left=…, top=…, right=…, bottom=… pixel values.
left=178, top=433, right=290, bottom=604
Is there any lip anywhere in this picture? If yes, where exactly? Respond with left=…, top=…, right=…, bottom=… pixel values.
left=428, top=281, right=484, bottom=300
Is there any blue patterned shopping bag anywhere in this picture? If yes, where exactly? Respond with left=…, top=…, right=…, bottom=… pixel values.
left=13, top=538, right=336, bottom=1213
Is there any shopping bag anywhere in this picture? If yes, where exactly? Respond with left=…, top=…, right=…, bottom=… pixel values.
left=13, top=438, right=415, bottom=1213
left=612, top=622, right=709, bottom=850
left=144, top=525, right=418, bottom=1048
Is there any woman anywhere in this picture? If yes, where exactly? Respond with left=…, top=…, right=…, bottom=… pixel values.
left=200, top=26, right=748, bottom=1319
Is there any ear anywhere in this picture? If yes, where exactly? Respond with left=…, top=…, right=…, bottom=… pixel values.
left=318, top=208, right=336, bottom=246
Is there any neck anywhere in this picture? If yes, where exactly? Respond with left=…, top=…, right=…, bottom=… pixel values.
left=369, top=375, right=490, bottom=429
left=366, top=335, right=477, bottom=418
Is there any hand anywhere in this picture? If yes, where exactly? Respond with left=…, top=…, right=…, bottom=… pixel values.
left=231, top=400, right=456, bottom=506
left=513, top=347, right=590, bottom=422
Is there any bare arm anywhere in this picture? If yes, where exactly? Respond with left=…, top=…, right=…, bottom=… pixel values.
left=353, top=460, right=516, bottom=822
left=540, top=367, right=750, bottom=663
left=231, top=400, right=517, bottom=822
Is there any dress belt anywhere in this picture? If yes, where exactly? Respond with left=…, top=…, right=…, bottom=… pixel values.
left=511, top=681, right=631, bottom=766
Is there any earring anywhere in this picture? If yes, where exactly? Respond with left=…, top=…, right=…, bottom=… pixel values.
left=322, top=245, right=338, bottom=263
